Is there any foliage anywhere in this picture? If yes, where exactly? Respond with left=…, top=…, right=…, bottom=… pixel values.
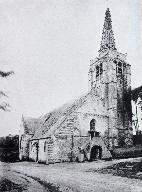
left=0, top=70, right=14, bottom=111
left=0, top=70, right=14, bottom=78
left=0, top=135, right=19, bottom=162
left=112, top=145, right=142, bottom=159
left=95, top=160, right=142, bottom=180
left=0, top=178, right=25, bottom=191
left=131, top=86, right=142, bottom=103
left=132, top=86, right=142, bottom=134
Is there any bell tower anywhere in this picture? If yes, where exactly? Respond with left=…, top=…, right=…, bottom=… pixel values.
left=88, top=8, right=133, bottom=148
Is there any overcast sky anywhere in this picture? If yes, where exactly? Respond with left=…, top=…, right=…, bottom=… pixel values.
left=0, top=0, right=141, bottom=136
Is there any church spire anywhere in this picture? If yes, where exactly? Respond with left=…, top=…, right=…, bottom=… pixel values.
left=99, top=8, right=116, bottom=52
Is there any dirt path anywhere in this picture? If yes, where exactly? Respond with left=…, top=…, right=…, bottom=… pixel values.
left=0, top=163, right=49, bottom=192
left=0, top=158, right=142, bottom=192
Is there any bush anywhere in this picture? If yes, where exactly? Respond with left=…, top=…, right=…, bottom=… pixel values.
left=0, top=135, right=19, bottom=162
left=0, top=148, right=19, bottom=162
left=112, top=145, right=142, bottom=159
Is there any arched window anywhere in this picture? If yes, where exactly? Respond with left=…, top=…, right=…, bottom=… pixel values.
left=96, top=63, right=103, bottom=78
left=96, top=65, right=99, bottom=78
left=100, top=63, right=103, bottom=75
left=114, top=60, right=117, bottom=64
left=90, top=119, right=96, bottom=131
left=118, top=62, right=122, bottom=74
left=114, top=59, right=123, bottom=76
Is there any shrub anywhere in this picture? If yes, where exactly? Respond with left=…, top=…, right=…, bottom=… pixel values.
left=112, top=145, right=142, bottom=159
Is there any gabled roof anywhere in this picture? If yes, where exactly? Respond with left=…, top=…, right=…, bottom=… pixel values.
left=31, top=92, right=92, bottom=139
left=22, top=117, right=42, bottom=135
left=31, top=89, right=108, bottom=140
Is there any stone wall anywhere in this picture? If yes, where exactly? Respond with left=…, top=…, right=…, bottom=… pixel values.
left=76, top=112, right=109, bottom=137
left=46, top=109, right=110, bottom=163
left=88, top=50, right=133, bottom=148
left=38, top=139, right=47, bottom=163
left=29, top=139, right=38, bottom=161
left=46, top=135, right=111, bottom=163
left=47, top=136, right=89, bottom=163
left=19, top=134, right=33, bottom=160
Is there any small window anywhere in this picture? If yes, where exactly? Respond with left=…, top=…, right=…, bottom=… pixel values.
left=90, top=119, right=96, bottom=131
left=95, top=132, right=100, bottom=137
left=118, top=62, right=122, bottom=67
left=117, top=61, right=122, bottom=75
left=118, top=68, right=122, bottom=74
left=96, top=63, right=103, bottom=78
left=96, top=65, right=99, bottom=78
left=123, top=63, right=126, bottom=68
left=44, top=141, right=46, bottom=152
left=114, top=60, right=117, bottom=64
left=100, top=63, right=103, bottom=75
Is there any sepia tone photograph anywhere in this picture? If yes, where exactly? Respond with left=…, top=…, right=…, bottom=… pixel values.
left=0, top=0, right=142, bottom=191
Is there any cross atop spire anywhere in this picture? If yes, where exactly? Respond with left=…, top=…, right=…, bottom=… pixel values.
left=99, top=8, right=116, bottom=52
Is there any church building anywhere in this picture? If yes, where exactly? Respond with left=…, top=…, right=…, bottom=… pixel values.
left=19, top=8, right=133, bottom=163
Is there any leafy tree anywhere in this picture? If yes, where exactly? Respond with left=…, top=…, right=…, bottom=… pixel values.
left=0, top=70, right=14, bottom=111
left=132, top=87, right=142, bottom=134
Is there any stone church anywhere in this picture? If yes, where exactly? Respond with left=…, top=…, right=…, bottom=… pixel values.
left=19, top=8, right=133, bottom=164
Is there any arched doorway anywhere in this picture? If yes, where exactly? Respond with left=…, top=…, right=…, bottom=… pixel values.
left=90, top=145, right=102, bottom=161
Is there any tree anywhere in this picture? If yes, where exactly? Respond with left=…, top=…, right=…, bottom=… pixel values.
left=132, top=87, right=142, bottom=135
left=0, top=70, right=14, bottom=111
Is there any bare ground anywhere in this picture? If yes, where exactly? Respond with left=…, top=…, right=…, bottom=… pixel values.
left=0, top=158, right=142, bottom=192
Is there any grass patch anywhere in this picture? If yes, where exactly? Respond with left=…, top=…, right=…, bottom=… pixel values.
left=0, top=178, right=26, bottom=191
left=112, top=145, right=142, bottom=159
left=94, top=161, right=142, bottom=180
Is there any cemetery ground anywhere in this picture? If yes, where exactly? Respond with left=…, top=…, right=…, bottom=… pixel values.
left=0, top=157, right=142, bottom=192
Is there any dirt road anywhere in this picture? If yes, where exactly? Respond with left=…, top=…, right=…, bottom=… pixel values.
left=0, top=158, right=142, bottom=192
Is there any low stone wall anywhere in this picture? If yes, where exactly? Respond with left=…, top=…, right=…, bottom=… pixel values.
left=47, top=135, right=111, bottom=163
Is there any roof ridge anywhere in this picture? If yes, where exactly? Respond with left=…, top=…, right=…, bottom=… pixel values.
left=31, top=92, right=91, bottom=139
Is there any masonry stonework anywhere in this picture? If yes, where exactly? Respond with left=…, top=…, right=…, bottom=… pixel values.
left=19, top=8, right=133, bottom=164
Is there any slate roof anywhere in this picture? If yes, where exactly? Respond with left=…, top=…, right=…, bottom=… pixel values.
left=31, top=92, right=91, bottom=139
left=27, top=89, right=108, bottom=140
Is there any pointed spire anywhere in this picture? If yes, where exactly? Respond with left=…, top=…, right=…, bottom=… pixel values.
left=99, top=8, right=116, bottom=52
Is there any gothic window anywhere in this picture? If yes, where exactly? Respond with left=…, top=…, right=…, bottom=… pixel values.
left=114, top=60, right=123, bottom=76
left=118, top=62, right=122, bottom=67
left=123, top=63, right=126, bottom=68
left=90, top=119, right=96, bottom=131
left=96, top=63, right=103, bottom=78
left=100, top=63, right=103, bottom=75
left=118, top=62, right=122, bottom=74
left=114, top=60, right=117, bottom=64
left=96, top=65, right=99, bottom=78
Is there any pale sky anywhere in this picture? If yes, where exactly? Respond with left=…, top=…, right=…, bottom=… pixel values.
left=0, top=0, right=142, bottom=136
